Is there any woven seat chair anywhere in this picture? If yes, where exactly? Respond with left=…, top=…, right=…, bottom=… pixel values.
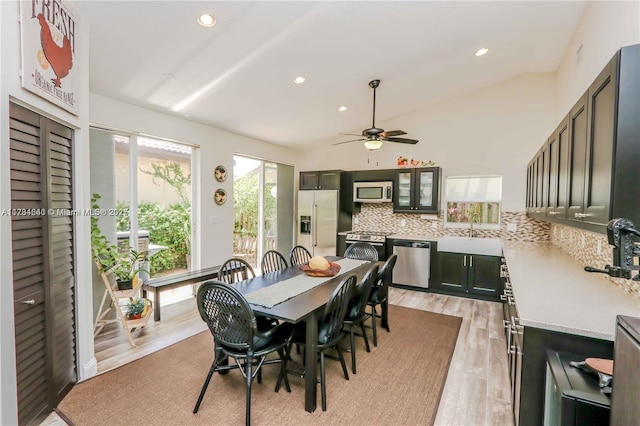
left=367, top=254, right=397, bottom=346
left=344, top=242, right=378, bottom=262
left=279, top=274, right=357, bottom=411
left=219, top=257, right=255, bottom=284
left=219, top=257, right=277, bottom=328
left=289, top=245, right=312, bottom=266
left=342, top=264, right=379, bottom=374
left=261, top=250, right=288, bottom=275
left=193, top=281, right=294, bottom=425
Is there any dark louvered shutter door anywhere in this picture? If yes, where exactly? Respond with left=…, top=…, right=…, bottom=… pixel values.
left=46, top=120, right=76, bottom=402
left=9, top=102, right=76, bottom=425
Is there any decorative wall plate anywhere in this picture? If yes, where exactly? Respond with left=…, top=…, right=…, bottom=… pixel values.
left=214, top=188, right=227, bottom=205
left=214, top=165, right=227, bottom=182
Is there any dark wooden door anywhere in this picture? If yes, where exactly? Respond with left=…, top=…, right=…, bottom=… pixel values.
left=299, top=171, right=319, bottom=190
left=468, top=255, right=501, bottom=298
left=10, top=102, right=76, bottom=425
left=437, top=252, right=466, bottom=291
left=556, top=116, right=570, bottom=218
left=567, top=92, right=588, bottom=221
left=584, top=56, right=617, bottom=225
left=317, top=171, right=340, bottom=189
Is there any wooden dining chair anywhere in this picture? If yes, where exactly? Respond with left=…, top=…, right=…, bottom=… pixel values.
left=279, top=274, right=357, bottom=411
left=218, top=257, right=255, bottom=284
left=367, top=254, right=397, bottom=346
left=342, top=264, right=379, bottom=374
left=289, top=245, right=312, bottom=266
left=193, top=281, right=294, bottom=425
left=344, top=242, right=379, bottom=261
left=261, top=250, right=288, bottom=275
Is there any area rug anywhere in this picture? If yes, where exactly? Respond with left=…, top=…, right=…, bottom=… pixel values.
left=58, top=305, right=461, bottom=425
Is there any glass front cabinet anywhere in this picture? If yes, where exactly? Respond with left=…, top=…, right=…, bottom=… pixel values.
left=393, top=167, right=441, bottom=213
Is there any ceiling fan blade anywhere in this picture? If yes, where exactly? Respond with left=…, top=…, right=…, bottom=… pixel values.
left=381, top=130, right=407, bottom=138
left=339, top=133, right=364, bottom=137
left=332, top=138, right=366, bottom=146
left=383, top=137, right=419, bottom=144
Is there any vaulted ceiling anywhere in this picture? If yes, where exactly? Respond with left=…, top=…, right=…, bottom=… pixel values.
left=74, top=1, right=587, bottom=149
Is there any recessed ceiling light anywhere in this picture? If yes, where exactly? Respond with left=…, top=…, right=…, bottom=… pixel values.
left=293, top=76, right=307, bottom=84
left=475, top=48, right=489, bottom=57
left=198, top=14, right=216, bottom=28
left=338, top=106, right=348, bottom=112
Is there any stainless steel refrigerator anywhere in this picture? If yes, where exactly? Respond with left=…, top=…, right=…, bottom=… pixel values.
left=297, top=190, right=341, bottom=257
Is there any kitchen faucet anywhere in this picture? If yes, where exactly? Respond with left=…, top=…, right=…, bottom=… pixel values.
left=469, top=213, right=481, bottom=238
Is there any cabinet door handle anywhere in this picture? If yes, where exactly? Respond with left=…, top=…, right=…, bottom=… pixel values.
left=22, top=300, right=36, bottom=305
left=506, top=324, right=512, bottom=355
left=470, top=255, right=473, bottom=267
left=574, top=212, right=589, bottom=218
left=463, top=255, right=467, bottom=267
left=548, top=211, right=560, bottom=215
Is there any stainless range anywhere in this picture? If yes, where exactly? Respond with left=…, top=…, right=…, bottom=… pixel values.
left=345, top=231, right=392, bottom=260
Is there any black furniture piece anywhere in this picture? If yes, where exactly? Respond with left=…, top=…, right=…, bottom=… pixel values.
left=230, top=257, right=378, bottom=413
left=367, top=254, right=397, bottom=346
left=281, top=274, right=357, bottom=411
left=544, top=349, right=610, bottom=426
left=289, top=245, right=312, bottom=266
left=610, top=315, right=640, bottom=424
left=142, top=265, right=220, bottom=321
left=260, top=250, right=288, bottom=275
left=344, top=242, right=379, bottom=262
left=219, top=257, right=256, bottom=284
left=193, top=281, right=294, bottom=425
left=343, top=264, right=379, bottom=374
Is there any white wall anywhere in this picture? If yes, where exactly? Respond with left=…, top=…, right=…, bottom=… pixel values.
left=556, top=0, right=640, bottom=118
left=299, top=73, right=557, bottom=212
left=0, top=1, right=92, bottom=423
left=89, top=93, right=302, bottom=269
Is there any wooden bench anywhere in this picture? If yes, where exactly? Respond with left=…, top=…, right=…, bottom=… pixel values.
left=142, top=265, right=220, bottom=321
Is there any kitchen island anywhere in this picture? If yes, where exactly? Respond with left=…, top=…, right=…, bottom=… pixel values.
left=501, top=241, right=639, bottom=426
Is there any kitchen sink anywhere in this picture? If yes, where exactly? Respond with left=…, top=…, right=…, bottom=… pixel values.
left=437, top=236, right=503, bottom=256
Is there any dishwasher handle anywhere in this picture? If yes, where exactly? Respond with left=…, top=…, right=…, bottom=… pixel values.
left=393, top=240, right=430, bottom=249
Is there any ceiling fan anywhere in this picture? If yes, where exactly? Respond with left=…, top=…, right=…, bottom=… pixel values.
left=333, top=79, right=419, bottom=151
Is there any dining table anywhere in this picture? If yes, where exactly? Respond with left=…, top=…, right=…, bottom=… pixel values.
left=230, top=256, right=382, bottom=413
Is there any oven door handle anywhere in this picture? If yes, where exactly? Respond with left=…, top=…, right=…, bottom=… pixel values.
left=347, top=241, right=385, bottom=247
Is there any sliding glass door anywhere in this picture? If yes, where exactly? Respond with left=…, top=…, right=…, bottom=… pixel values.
left=233, top=155, right=293, bottom=270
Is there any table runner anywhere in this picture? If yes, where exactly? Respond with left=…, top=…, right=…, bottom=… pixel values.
left=245, top=258, right=368, bottom=308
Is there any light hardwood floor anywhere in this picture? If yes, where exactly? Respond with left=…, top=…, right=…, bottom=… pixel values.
left=43, top=288, right=513, bottom=425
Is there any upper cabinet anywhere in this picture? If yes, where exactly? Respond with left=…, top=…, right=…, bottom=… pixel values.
left=393, top=167, right=441, bottom=213
left=299, top=170, right=341, bottom=190
left=526, top=44, right=640, bottom=232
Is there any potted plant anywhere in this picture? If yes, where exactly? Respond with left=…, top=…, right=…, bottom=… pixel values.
left=111, top=249, right=148, bottom=290
left=90, top=193, right=148, bottom=290
left=126, top=297, right=149, bottom=320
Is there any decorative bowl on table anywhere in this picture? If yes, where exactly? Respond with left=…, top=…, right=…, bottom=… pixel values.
left=300, top=262, right=341, bottom=277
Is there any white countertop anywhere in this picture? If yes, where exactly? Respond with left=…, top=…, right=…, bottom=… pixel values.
left=503, top=241, right=640, bottom=341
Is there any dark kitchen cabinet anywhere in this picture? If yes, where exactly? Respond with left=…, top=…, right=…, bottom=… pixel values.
left=526, top=44, right=640, bottom=233
left=547, top=115, right=570, bottom=219
left=299, top=170, right=341, bottom=190
left=433, top=252, right=502, bottom=301
left=393, top=167, right=441, bottom=214
left=610, top=315, right=640, bottom=424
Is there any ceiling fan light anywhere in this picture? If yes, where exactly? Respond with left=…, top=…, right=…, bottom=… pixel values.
left=363, top=139, right=383, bottom=150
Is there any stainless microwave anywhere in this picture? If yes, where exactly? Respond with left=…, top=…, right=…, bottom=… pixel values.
left=353, top=181, right=393, bottom=203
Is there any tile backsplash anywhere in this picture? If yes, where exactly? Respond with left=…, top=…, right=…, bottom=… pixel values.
left=353, top=204, right=639, bottom=298
left=550, top=223, right=640, bottom=298
left=353, top=204, right=549, bottom=241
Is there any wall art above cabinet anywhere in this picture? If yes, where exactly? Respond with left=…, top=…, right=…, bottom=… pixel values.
left=526, top=44, right=640, bottom=233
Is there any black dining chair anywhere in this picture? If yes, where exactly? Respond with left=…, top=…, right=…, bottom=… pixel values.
left=342, top=264, right=379, bottom=374
left=261, top=250, right=288, bottom=275
left=289, top=245, right=312, bottom=266
left=219, top=257, right=278, bottom=328
left=279, top=274, right=357, bottom=411
left=219, top=257, right=255, bottom=284
left=344, top=242, right=379, bottom=261
left=367, top=253, right=397, bottom=347
left=193, top=281, right=294, bottom=425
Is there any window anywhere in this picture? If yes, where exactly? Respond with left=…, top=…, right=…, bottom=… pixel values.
left=444, top=175, right=502, bottom=229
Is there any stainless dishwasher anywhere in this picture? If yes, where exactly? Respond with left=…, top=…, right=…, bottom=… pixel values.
left=392, top=240, right=430, bottom=288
